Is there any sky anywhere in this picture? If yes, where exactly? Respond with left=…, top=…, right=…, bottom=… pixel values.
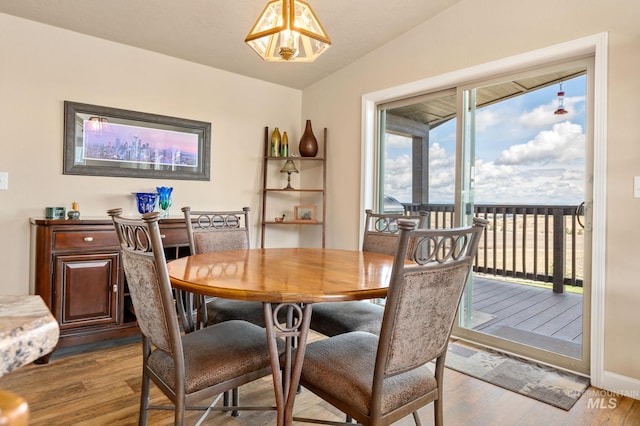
left=384, top=75, right=586, bottom=205
left=84, top=122, right=200, bottom=155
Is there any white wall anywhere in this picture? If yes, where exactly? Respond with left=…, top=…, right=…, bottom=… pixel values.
left=0, top=13, right=302, bottom=295
left=302, top=0, right=640, bottom=391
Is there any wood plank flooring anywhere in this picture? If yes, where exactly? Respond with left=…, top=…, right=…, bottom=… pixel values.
left=1, top=336, right=638, bottom=426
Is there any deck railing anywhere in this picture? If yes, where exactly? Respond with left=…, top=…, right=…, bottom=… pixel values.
left=402, top=203, right=584, bottom=292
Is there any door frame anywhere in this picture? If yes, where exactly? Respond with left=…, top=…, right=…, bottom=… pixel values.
left=360, top=32, right=608, bottom=384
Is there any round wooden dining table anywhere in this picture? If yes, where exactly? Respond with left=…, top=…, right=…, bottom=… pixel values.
left=167, top=247, right=394, bottom=426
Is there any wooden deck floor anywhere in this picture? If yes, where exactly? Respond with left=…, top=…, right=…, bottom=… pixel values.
left=467, top=275, right=584, bottom=358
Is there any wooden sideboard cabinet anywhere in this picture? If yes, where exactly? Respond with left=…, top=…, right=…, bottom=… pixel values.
left=30, top=217, right=190, bottom=362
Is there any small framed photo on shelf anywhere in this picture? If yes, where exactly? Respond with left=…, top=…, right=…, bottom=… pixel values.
left=293, top=205, right=317, bottom=223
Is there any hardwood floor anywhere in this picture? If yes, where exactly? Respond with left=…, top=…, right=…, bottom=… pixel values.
left=0, top=336, right=638, bottom=426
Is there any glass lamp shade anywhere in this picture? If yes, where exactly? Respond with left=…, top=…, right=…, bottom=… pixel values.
left=280, top=159, right=299, bottom=174
left=280, top=159, right=299, bottom=190
left=245, top=0, right=331, bottom=62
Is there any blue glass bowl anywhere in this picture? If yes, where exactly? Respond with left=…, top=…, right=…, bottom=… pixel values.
left=133, top=192, right=158, bottom=214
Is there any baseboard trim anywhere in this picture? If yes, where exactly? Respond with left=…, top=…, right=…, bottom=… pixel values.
left=600, top=371, right=640, bottom=400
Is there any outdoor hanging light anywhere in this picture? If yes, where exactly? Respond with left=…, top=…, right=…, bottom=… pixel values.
left=245, top=0, right=331, bottom=62
left=554, top=82, right=568, bottom=115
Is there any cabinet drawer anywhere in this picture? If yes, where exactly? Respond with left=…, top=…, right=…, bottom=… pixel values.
left=53, top=230, right=119, bottom=250
left=158, top=226, right=189, bottom=247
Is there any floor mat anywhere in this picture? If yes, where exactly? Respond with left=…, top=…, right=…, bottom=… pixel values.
left=445, top=339, right=589, bottom=410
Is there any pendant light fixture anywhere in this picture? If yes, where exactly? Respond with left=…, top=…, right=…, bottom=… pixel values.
left=554, top=82, right=568, bottom=115
left=245, top=0, right=331, bottom=62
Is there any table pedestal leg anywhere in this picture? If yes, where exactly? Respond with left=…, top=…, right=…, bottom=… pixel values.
left=264, top=302, right=312, bottom=426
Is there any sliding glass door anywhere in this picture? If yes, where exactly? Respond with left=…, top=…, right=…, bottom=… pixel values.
left=377, top=58, right=593, bottom=374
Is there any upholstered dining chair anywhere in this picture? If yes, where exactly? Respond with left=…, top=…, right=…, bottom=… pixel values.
left=309, top=209, right=429, bottom=337
left=107, top=209, right=282, bottom=426
left=296, top=217, right=488, bottom=426
left=180, top=206, right=266, bottom=332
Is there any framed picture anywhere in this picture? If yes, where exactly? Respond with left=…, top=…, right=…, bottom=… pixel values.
left=63, top=101, right=211, bottom=180
left=293, top=205, right=316, bottom=222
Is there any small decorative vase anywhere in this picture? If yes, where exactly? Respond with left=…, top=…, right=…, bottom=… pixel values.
left=270, top=128, right=281, bottom=157
left=156, top=186, right=173, bottom=217
left=299, top=120, right=318, bottom=157
left=68, top=201, right=80, bottom=219
left=134, top=192, right=158, bottom=215
left=280, top=131, right=289, bottom=157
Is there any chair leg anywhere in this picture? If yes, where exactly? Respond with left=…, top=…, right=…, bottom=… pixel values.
left=139, top=339, right=152, bottom=426
left=175, top=394, right=185, bottom=426
left=434, top=398, right=443, bottom=426
left=139, top=372, right=150, bottom=426
left=232, top=387, right=240, bottom=417
left=413, top=411, right=423, bottom=426
left=222, top=389, right=240, bottom=416
left=197, top=294, right=209, bottom=329
left=176, top=289, right=195, bottom=333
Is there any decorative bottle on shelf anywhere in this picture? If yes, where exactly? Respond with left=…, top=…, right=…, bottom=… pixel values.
left=298, top=120, right=318, bottom=157
left=280, top=131, right=289, bottom=157
left=270, top=128, right=281, bottom=157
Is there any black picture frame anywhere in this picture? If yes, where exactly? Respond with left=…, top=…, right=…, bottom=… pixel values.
left=63, top=101, right=211, bottom=181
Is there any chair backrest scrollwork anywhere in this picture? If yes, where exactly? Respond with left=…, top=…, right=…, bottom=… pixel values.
left=362, top=209, right=429, bottom=256
left=182, top=206, right=251, bottom=255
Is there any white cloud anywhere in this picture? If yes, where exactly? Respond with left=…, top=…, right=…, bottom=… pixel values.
left=385, top=133, right=411, bottom=148
left=425, top=143, right=456, bottom=202
left=473, top=160, right=584, bottom=205
left=517, top=95, right=585, bottom=128
left=495, top=121, right=584, bottom=165
left=384, top=143, right=456, bottom=203
left=384, top=154, right=413, bottom=200
left=475, top=109, right=500, bottom=132
left=384, top=134, right=585, bottom=205
left=429, top=142, right=453, bottom=167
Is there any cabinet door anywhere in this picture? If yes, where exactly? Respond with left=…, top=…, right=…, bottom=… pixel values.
left=53, top=253, right=119, bottom=329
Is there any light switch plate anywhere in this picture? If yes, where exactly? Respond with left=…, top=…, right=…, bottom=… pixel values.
left=635, top=176, right=640, bottom=198
left=0, top=172, right=7, bottom=190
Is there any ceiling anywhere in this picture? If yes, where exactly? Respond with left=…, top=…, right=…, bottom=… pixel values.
left=1, top=0, right=586, bottom=125
left=0, top=0, right=463, bottom=90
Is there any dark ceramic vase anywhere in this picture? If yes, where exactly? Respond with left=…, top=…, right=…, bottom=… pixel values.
left=298, top=120, right=318, bottom=157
